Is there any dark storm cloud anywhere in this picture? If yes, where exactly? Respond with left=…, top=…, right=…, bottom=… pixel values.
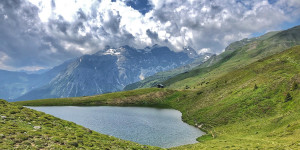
left=48, top=16, right=71, bottom=35
left=146, top=29, right=158, bottom=40
left=101, top=10, right=121, bottom=34
left=0, top=0, right=80, bottom=70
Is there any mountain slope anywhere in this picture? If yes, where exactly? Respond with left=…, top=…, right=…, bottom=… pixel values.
left=163, top=25, right=300, bottom=89
left=124, top=52, right=212, bottom=90
left=0, top=70, right=38, bottom=100
left=16, top=45, right=205, bottom=101
left=0, top=59, right=72, bottom=101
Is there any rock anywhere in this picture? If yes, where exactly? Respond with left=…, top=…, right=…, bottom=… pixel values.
left=1, top=116, right=6, bottom=119
left=196, top=123, right=203, bottom=128
left=33, top=126, right=41, bottom=130
left=86, top=128, right=92, bottom=133
left=0, top=134, right=5, bottom=138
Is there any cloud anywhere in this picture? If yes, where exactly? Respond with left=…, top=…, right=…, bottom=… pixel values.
left=146, top=29, right=158, bottom=40
left=0, top=0, right=300, bottom=71
left=147, top=0, right=299, bottom=52
left=0, top=0, right=80, bottom=71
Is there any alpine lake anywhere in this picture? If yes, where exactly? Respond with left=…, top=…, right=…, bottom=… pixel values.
left=28, top=106, right=204, bottom=148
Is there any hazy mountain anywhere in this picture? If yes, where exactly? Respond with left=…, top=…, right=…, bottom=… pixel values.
left=16, top=45, right=202, bottom=101
left=0, top=59, right=73, bottom=101
left=0, top=70, right=37, bottom=100
left=124, top=49, right=213, bottom=90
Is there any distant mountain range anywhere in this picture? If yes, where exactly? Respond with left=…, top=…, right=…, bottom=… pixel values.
left=1, top=45, right=211, bottom=101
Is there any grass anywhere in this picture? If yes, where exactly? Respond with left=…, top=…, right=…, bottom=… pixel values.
left=15, top=88, right=176, bottom=108
left=12, top=45, right=300, bottom=149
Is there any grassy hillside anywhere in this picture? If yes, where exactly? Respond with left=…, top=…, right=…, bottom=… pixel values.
left=0, top=99, right=160, bottom=149
left=15, top=88, right=175, bottom=107
left=163, top=26, right=300, bottom=89
left=169, top=45, right=300, bottom=149
left=14, top=45, right=300, bottom=149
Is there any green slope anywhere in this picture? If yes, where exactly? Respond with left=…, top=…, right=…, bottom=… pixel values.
left=14, top=88, right=175, bottom=107
left=163, top=26, right=300, bottom=89
left=169, top=45, right=300, bottom=149
left=0, top=99, right=160, bottom=149
left=14, top=45, right=300, bottom=149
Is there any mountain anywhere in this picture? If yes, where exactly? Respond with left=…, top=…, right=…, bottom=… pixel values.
left=16, top=45, right=205, bottom=101
left=162, top=25, right=300, bottom=89
left=0, top=70, right=37, bottom=100
left=124, top=49, right=213, bottom=90
left=0, top=59, right=73, bottom=101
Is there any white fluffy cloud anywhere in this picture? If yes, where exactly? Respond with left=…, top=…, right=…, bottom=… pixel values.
left=0, top=0, right=300, bottom=71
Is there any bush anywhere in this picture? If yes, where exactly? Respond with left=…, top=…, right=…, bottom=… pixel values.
left=291, top=82, right=298, bottom=91
left=285, top=93, right=292, bottom=102
left=52, top=137, right=63, bottom=143
left=69, top=141, right=79, bottom=147
left=197, top=91, right=203, bottom=95
left=9, top=110, right=18, bottom=114
left=254, top=84, right=258, bottom=90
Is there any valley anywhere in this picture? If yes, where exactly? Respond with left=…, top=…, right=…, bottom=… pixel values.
left=2, top=0, right=300, bottom=149
left=2, top=24, right=300, bottom=149
left=13, top=42, right=300, bottom=149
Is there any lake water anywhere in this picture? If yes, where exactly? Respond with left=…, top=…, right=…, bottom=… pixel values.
left=28, top=106, right=204, bottom=148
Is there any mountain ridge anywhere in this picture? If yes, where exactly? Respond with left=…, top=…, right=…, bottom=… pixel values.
left=15, top=45, right=209, bottom=101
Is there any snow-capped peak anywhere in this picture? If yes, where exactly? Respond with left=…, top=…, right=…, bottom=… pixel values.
left=103, top=49, right=121, bottom=55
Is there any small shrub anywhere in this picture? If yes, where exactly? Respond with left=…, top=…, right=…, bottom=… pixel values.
left=291, top=82, right=298, bottom=91
left=254, top=84, right=258, bottom=90
left=197, top=91, right=203, bottom=95
left=285, top=93, right=292, bottom=102
left=9, top=110, right=18, bottom=114
left=69, top=141, right=79, bottom=147
left=19, top=134, right=29, bottom=141
left=52, top=137, right=63, bottom=143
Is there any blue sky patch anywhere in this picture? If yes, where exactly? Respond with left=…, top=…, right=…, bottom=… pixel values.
left=124, top=0, right=152, bottom=15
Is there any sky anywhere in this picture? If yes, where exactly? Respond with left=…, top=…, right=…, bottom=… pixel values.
left=0, top=0, right=300, bottom=71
